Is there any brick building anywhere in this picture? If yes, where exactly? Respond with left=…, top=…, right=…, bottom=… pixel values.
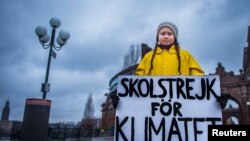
left=213, top=26, right=250, bottom=125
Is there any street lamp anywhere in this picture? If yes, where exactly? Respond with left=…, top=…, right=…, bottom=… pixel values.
left=35, top=17, right=70, bottom=99
left=21, top=17, right=70, bottom=141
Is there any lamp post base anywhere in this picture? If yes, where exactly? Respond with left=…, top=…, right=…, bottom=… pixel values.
left=21, top=98, right=51, bottom=141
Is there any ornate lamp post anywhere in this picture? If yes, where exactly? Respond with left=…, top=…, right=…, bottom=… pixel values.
left=35, top=17, right=70, bottom=99
left=21, top=17, right=70, bottom=141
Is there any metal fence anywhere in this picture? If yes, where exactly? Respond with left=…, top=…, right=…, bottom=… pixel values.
left=0, top=121, right=114, bottom=141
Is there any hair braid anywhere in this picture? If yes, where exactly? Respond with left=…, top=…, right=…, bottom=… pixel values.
left=148, top=42, right=158, bottom=75
left=174, top=41, right=181, bottom=74
left=149, top=39, right=182, bottom=75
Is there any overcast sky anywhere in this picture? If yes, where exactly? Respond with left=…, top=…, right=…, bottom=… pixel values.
left=0, top=0, right=249, bottom=123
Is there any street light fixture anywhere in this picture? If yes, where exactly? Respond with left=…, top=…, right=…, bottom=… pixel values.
left=21, top=17, right=70, bottom=141
left=35, top=17, right=70, bottom=99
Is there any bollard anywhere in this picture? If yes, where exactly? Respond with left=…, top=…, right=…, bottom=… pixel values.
left=21, top=98, right=51, bottom=141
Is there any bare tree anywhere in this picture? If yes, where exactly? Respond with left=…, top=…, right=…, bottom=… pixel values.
left=83, top=93, right=95, bottom=119
left=123, top=44, right=141, bottom=68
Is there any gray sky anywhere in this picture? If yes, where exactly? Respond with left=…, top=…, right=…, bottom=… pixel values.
left=0, top=0, right=249, bottom=123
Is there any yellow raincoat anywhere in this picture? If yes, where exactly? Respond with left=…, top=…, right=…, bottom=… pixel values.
left=136, top=45, right=205, bottom=75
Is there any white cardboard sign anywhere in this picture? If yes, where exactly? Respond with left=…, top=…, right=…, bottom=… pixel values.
left=115, top=75, right=222, bottom=141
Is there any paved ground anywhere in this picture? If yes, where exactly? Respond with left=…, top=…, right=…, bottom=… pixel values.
left=81, top=137, right=114, bottom=141
left=0, top=137, right=114, bottom=141
left=48, top=137, right=114, bottom=141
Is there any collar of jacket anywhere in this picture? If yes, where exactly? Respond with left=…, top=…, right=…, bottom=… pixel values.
left=155, top=45, right=177, bottom=54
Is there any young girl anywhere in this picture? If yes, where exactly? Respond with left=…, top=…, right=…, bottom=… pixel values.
left=111, top=22, right=229, bottom=109
left=136, top=21, right=205, bottom=76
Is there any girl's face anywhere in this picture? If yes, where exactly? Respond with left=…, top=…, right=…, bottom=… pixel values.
left=158, top=27, right=175, bottom=46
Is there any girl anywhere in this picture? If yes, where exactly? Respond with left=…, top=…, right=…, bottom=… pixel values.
left=111, top=22, right=228, bottom=109
left=134, top=22, right=228, bottom=109
left=136, top=21, right=205, bottom=76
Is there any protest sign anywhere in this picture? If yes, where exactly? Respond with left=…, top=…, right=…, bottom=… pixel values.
left=115, top=75, right=222, bottom=141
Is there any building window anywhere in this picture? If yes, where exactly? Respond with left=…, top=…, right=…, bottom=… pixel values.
left=225, top=116, right=239, bottom=125
left=224, top=98, right=239, bottom=109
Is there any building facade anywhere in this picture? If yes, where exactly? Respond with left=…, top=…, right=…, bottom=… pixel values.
left=213, top=26, right=250, bottom=125
left=0, top=100, right=12, bottom=138
left=1, top=100, right=10, bottom=121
